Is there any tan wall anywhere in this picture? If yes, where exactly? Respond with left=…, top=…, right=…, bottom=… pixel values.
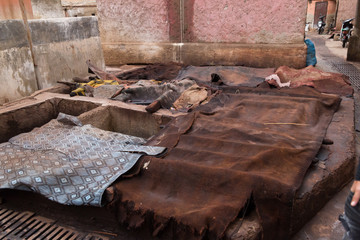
left=98, top=0, right=307, bottom=68
left=0, top=0, right=33, bottom=20
left=336, top=0, right=358, bottom=30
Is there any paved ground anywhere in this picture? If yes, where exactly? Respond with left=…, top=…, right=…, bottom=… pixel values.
left=292, top=32, right=360, bottom=240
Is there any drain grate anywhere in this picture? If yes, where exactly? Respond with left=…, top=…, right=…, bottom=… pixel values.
left=331, top=63, right=360, bottom=89
left=0, top=208, right=108, bottom=240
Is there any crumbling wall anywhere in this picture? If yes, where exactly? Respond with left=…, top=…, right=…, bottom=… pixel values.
left=0, top=20, right=38, bottom=105
left=98, top=0, right=307, bottom=68
left=30, top=0, right=64, bottom=19
left=0, top=16, right=104, bottom=105
left=29, top=17, right=104, bottom=89
left=30, top=0, right=97, bottom=19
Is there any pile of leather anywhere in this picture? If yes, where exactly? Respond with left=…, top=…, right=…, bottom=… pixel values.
left=108, top=86, right=341, bottom=240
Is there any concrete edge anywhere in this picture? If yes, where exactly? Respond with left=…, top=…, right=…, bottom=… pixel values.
left=102, top=42, right=307, bottom=68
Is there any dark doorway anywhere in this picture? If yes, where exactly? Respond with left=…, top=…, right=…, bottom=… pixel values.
left=314, top=1, right=328, bottom=28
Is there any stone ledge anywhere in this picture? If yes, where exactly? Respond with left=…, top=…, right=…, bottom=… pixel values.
left=103, top=42, right=307, bottom=68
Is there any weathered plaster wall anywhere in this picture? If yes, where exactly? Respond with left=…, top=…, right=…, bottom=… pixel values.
left=336, top=0, right=357, bottom=30
left=185, top=0, right=305, bottom=44
left=98, top=0, right=175, bottom=43
left=98, top=0, right=307, bottom=68
left=62, top=0, right=97, bottom=17
left=0, top=0, right=33, bottom=20
left=0, top=20, right=37, bottom=105
left=29, top=17, right=105, bottom=89
left=0, top=17, right=104, bottom=104
left=30, top=0, right=96, bottom=19
left=31, top=0, right=64, bottom=19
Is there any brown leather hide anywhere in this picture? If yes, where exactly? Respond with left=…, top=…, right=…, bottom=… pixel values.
left=273, top=66, right=353, bottom=96
left=109, top=86, right=341, bottom=240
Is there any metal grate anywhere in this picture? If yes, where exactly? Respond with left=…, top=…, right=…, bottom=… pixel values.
left=331, top=63, right=360, bottom=89
left=0, top=208, right=108, bottom=240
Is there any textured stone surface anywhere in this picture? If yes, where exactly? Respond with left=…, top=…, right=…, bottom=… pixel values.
left=180, top=43, right=307, bottom=67
left=185, top=0, right=306, bottom=44
left=29, top=17, right=100, bottom=45
left=31, top=0, right=64, bottom=19
left=103, top=43, right=179, bottom=65
left=0, top=47, right=37, bottom=105
left=103, top=42, right=307, bottom=68
left=0, top=20, right=29, bottom=50
left=29, top=17, right=104, bottom=89
left=0, top=17, right=105, bottom=104
left=97, top=0, right=176, bottom=43
left=98, top=0, right=307, bottom=66
left=0, top=20, right=37, bottom=105
left=33, top=37, right=104, bottom=89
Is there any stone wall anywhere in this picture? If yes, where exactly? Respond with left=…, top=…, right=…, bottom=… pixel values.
left=98, top=0, right=307, bottom=68
left=31, top=0, right=64, bottom=19
left=0, top=17, right=104, bottom=105
left=29, top=17, right=104, bottom=89
left=0, top=20, right=38, bottom=104
left=62, top=0, right=97, bottom=17
left=31, top=0, right=97, bottom=18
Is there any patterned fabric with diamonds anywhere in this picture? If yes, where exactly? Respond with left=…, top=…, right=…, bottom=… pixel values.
left=0, top=120, right=166, bottom=206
